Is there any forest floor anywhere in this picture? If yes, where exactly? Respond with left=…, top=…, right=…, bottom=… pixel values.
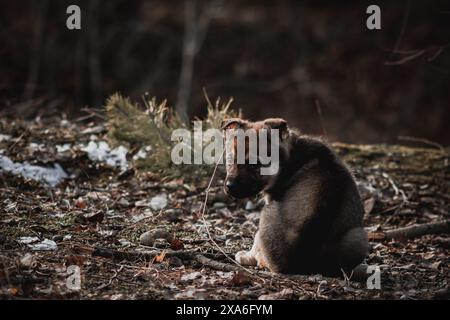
left=0, top=118, right=449, bottom=300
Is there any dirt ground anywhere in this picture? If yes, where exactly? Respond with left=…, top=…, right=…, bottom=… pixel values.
left=0, top=118, right=449, bottom=300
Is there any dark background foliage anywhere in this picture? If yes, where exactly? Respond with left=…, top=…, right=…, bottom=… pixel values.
left=1, top=0, right=449, bottom=144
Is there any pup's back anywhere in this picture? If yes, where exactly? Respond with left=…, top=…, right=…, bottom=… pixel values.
left=260, top=134, right=368, bottom=275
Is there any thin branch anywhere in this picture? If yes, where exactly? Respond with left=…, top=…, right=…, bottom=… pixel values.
left=369, top=220, right=450, bottom=241
left=385, top=0, right=411, bottom=64
left=398, top=135, right=446, bottom=153
left=198, top=150, right=267, bottom=281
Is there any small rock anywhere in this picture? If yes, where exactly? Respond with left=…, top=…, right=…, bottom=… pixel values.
left=245, top=200, right=255, bottom=211
left=139, top=229, right=173, bottom=246
left=60, top=119, right=70, bottom=128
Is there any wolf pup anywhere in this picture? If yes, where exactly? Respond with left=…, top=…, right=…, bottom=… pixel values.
left=222, top=118, right=368, bottom=276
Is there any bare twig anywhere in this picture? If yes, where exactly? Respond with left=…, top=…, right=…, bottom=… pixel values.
left=95, top=265, right=124, bottom=290
left=382, top=172, right=408, bottom=204
left=369, top=220, right=450, bottom=241
left=385, top=50, right=424, bottom=66
left=198, top=150, right=269, bottom=281
left=7, top=132, right=27, bottom=153
left=385, top=0, right=411, bottom=64
left=200, top=151, right=251, bottom=269
left=398, top=135, right=446, bottom=153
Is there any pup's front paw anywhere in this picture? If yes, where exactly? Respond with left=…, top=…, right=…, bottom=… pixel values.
left=255, top=252, right=268, bottom=269
left=235, top=250, right=257, bottom=266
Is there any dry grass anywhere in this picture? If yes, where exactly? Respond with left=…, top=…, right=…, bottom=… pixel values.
left=105, top=93, right=240, bottom=178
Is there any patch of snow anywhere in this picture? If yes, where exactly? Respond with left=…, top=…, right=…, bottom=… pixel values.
left=0, top=134, right=12, bottom=142
left=132, top=146, right=152, bottom=161
left=18, top=236, right=40, bottom=244
left=81, top=141, right=128, bottom=170
left=0, top=155, right=68, bottom=187
left=28, top=239, right=58, bottom=251
left=28, top=142, right=45, bottom=152
left=150, top=193, right=168, bottom=210
left=56, top=144, right=71, bottom=153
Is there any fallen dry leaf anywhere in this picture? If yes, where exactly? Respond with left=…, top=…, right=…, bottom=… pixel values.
left=153, top=251, right=167, bottom=263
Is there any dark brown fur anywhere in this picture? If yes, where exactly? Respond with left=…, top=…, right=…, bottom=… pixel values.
left=222, top=118, right=368, bottom=276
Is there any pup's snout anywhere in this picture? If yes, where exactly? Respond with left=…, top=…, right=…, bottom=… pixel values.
left=225, top=179, right=240, bottom=196
left=224, top=177, right=261, bottom=199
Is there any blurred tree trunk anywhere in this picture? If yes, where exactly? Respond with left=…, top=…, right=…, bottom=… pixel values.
left=176, top=0, right=222, bottom=123
left=23, top=0, right=49, bottom=101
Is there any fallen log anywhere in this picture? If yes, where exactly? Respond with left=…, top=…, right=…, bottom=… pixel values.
left=368, top=219, right=450, bottom=241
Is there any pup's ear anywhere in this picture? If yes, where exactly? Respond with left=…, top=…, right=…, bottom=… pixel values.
left=264, top=118, right=289, bottom=139
left=221, top=118, right=246, bottom=130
